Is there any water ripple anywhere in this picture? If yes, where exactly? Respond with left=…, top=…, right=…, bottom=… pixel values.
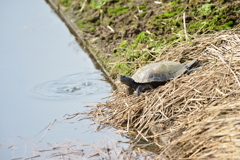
left=32, top=71, right=111, bottom=99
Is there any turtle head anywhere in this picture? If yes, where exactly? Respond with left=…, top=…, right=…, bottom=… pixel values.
left=119, top=75, right=135, bottom=86
left=119, top=75, right=136, bottom=89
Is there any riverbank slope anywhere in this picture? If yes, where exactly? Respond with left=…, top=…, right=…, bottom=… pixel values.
left=55, top=0, right=239, bottom=80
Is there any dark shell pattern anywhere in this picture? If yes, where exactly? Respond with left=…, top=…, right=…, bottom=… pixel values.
left=132, top=61, right=187, bottom=83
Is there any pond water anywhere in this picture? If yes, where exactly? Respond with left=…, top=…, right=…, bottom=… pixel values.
left=0, top=0, right=128, bottom=159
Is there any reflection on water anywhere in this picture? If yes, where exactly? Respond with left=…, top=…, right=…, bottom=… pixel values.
left=32, top=71, right=110, bottom=98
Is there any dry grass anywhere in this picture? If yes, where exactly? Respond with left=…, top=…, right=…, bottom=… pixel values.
left=85, top=26, right=240, bottom=159
left=10, top=137, right=159, bottom=160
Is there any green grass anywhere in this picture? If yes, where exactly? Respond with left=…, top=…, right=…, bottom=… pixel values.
left=107, top=6, right=129, bottom=16
left=60, top=0, right=72, bottom=7
left=60, top=0, right=239, bottom=79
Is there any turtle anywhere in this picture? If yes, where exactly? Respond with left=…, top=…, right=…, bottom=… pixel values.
left=120, top=59, right=201, bottom=97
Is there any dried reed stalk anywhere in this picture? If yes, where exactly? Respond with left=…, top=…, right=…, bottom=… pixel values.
left=88, top=26, right=240, bottom=158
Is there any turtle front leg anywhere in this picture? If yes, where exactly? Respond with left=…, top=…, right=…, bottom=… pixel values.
left=136, top=84, right=153, bottom=97
left=135, top=85, right=147, bottom=97
left=136, top=86, right=142, bottom=97
left=127, top=87, right=134, bottom=95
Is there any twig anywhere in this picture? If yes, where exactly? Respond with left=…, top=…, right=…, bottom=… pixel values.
left=88, top=144, right=110, bottom=158
left=107, top=25, right=115, bottom=32
left=35, top=124, right=50, bottom=137
left=80, top=0, right=87, bottom=13
left=136, top=129, right=148, bottom=142
left=25, top=155, right=41, bottom=160
left=154, top=1, right=162, bottom=4
left=127, top=105, right=130, bottom=132
left=40, top=119, right=57, bottom=142
left=183, top=12, right=188, bottom=41
left=210, top=44, right=240, bottom=87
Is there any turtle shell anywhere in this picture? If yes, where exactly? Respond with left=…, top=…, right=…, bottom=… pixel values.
left=132, top=61, right=187, bottom=83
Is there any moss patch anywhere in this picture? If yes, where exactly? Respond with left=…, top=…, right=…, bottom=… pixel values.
left=60, top=0, right=72, bottom=7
